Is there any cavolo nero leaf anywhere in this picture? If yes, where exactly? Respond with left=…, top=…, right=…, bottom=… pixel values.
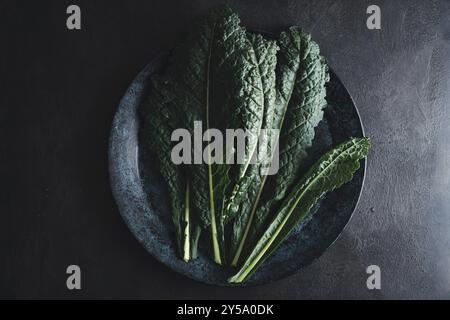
left=269, top=28, right=329, bottom=199
left=166, top=7, right=230, bottom=264
left=224, top=32, right=279, bottom=221
left=140, top=77, right=192, bottom=262
left=227, top=33, right=279, bottom=263
left=230, top=27, right=330, bottom=265
left=228, top=137, right=371, bottom=283
left=166, top=6, right=267, bottom=264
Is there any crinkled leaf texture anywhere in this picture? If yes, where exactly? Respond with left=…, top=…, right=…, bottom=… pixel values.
left=156, top=6, right=271, bottom=264
left=139, top=77, right=190, bottom=260
left=230, top=27, right=330, bottom=265
left=227, top=32, right=279, bottom=261
left=228, top=137, right=371, bottom=283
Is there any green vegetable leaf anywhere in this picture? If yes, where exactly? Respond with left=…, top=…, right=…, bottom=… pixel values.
left=165, top=6, right=268, bottom=264
left=223, top=32, right=279, bottom=214
left=268, top=27, right=329, bottom=201
left=140, top=77, right=192, bottom=262
left=230, top=27, right=329, bottom=265
left=228, top=137, right=371, bottom=283
left=227, top=32, right=279, bottom=262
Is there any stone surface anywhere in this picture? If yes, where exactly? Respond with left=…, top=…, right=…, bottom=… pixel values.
left=0, top=0, right=449, bottom=299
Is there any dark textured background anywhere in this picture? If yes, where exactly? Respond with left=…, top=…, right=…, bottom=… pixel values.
left=1, top=0, right=449, bottom=299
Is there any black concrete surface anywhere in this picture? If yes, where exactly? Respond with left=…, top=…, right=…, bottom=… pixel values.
left=0, top=0, right=449, bottom=299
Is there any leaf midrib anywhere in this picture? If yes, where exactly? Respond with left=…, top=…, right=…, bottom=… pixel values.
left=230, top=41, right=302, bottom=265
left=205, top=22, right=222, bottom=265
left=232, top=140, right=360, bottom=282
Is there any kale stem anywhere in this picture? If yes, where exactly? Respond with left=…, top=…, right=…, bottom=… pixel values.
left=208, top=163, right=222, bottom=265
left=182, top=181, right=191, bottom=262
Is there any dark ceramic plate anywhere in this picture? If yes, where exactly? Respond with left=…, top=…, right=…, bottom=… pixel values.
left=109, top=53, right=366, bottom=286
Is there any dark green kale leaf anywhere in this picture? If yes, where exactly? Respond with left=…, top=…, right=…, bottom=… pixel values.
left=227, top=32, right=279, bottom=265
left=230, top=27, right=330, bottom=265
left=140, top=77, right=192, bottom=262
left=229, top=137, right=371, bottom=283
left=165, top=6, right=268, bottom=264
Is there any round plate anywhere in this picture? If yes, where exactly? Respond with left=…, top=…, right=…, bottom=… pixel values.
left=109, top=53, right=366, bottom=286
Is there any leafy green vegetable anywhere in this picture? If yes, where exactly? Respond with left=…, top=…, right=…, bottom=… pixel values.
left=225, top=33, right=278, bottom=221
left=230, top=27, right=329, bottom=265
left=218, top=27, right=281, bottom=265
left=223, top=33, right=278, bottom=224
left=140, top=77, right=192, bottom=261
left=227, top=33, right=279, bottom=262
left=165, top=6, right=270, bottom=264
left=140, top=6, right=370, bottom=281
left=228, top=137, right=371, bottom=283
